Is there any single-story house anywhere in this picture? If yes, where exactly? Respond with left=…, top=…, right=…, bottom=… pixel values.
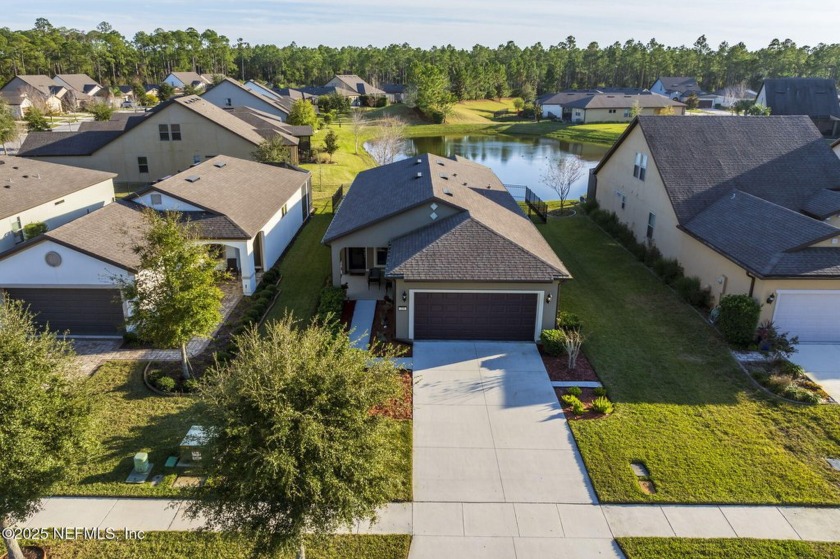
left=538, top=88, right=649, bottom=119
left=591, top=115, right=840, bottom=342
left=325, top=74, right=386, bottom=105
left=322, top=154, right=571, bottom=342
left=756, top=78, right=840, bottom=137
left=0, top=156, right=312, bottom=335
left=0, top=90, right=32, bottom=118
left=650, top=77, right=705, bottom=101
left=225, top=106, right=312, bottom=160
left=0, top=75, right=66, bottom=114
left=562, top=93, right=684, bottom=123
left=381, top=84, right=406, bottom=103
left=18, top=95, right=309, bottom=185
left=162, top=72, right=215, bottom=91
left=0, top=156, right=116, bottom=253
left=202, top=77, right=292, bottom=121
left=53, top=73, right=104, bottom=110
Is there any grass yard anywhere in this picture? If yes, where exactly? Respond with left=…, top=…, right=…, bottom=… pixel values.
left=618, top=538, right=840, bottom=558
left=539, top=216, right=840, bottom=504
left=55, top=359, right=412, bottom=501
left=52, top=361, right=204, bottom=497
left=25, top=533, right=411, bottom=559
left=302, top=124, right=377, bottom=206
left=262, top=213, right=332, bottom=326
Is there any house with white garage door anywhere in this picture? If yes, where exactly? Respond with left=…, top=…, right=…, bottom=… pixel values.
left=0, top=156, right=312, bottom=335
left=592, top=115, right=840, bottom=342
left=322, top=154, right=571, bottom=342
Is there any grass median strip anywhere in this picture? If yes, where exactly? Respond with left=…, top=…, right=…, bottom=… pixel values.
left=617, top=538, right=840, bottom=559
left=539, top=216, right=840, bottom=504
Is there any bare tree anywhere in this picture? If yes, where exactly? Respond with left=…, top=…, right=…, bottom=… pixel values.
left=350, top=109, right=367, bottom=155
left=541, top=155, right=584, bottom=215
left=562, top=329, right=586, bottom=370
left=367, top=116, right=406, bottom=166
left=722, top=81, right=749, bottom=109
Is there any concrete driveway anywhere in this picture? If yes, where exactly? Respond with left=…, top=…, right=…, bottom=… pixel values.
left=412, top=341, right=596, bottom=505
left=790, top=343, right=840, bottom=402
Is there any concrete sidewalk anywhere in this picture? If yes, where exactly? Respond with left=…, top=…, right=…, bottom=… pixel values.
left=349, top=299, right=377, bottom=350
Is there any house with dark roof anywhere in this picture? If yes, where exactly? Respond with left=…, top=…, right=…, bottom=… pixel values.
left=18, top=95, right=310, bottom=184
left=0, top=75, right=66, bottom=114
left=650, top=77, right=705, bottom=101
left=53, top=73, right=104, bottom=109
left=162, top=72, right=216, bottom=91
left=756, top=78, right=840, bottom=137
left=381, top=84, right=406, bottom=103
left=325, top=74, right=385, bottom=100
left=322, top=154, right=570, bottom=342
left=0, top=157, right=116, bottom=253
left=201, top=77, right=292, bottom=121
left=537, top=88, right=668, bottom=120
left=0, top=156, right=312, bottom=335
left=592, top=115, right=840, bottom=342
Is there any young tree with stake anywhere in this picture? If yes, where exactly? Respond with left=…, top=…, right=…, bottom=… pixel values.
left=541, top=155, right=584, bottom=215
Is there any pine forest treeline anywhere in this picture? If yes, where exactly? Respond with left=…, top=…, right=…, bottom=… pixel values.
left=3, top=18, right=840, bottom=98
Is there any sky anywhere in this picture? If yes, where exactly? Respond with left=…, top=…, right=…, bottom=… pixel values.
left=8, top=0, right=840, bottom=50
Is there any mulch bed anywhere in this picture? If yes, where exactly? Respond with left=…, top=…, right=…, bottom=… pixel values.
left=370, top=300, right=413, bottom=358
left=340, top=299, right=357, bottom=332
left=371, top=371, right=413, bottom=420
left=540, top=348, right=599, bottom=382
left=2, top=546, right=46, bottom=559
left=554, top=386, right=607, bottom=421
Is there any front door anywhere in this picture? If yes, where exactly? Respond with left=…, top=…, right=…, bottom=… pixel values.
left=347, top=247, right=366, bottom=273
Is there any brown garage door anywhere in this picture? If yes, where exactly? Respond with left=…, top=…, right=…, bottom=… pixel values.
left=5, top=288, right=125, bottom=335
left=414, top=292, right=538, bottom=341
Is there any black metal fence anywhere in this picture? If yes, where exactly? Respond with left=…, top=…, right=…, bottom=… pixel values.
left=505, top=184, right=548, bottom=223
left=331, top=185, right=344, bottom=212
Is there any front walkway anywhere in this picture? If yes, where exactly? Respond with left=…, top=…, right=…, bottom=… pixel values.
left=790, top=343, right=840, bottom=402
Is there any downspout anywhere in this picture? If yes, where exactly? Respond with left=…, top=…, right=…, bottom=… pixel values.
left=747, top=273, right=756, bottom=298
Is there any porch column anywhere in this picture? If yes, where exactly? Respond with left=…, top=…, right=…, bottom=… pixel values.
left=239, top=240, right=257, bottom=296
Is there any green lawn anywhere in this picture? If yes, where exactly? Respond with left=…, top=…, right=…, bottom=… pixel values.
left=539, top=216, right=840, bottom=504
left=27, top=533, right=411, bottom=559
left=55, top=359, right=411, bottom=500
left=302, top=124, right=378, bottom=204
left=263, top=213, right=333, bottom=326
left=618, top=538, right=840, bottom=558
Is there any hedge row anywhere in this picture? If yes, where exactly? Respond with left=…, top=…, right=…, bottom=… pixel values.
left=585, top=204, right=711, bottom=309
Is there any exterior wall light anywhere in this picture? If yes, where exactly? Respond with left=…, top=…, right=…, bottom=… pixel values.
left=545, top=292, right=552, bottom=304
left=766, top=293, right=776, bottom=304
left=402, top=291, right=407, bottom=303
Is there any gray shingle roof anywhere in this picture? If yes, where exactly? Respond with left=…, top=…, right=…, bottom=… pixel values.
left=654, top=77, right=703, bottom=94
left=562, top=93, right=683, bottom=110
left=0, top=156, right=116, bottom=220
left=146, top=156, right=309, bottom=237
left=683, top=190, right=840, bottom=277
left=759, top=78, right=840, bottom=118
left=4, top=75, right=64, bottom=97
left=331, top=75, right=385, bottom=96
left=801, top=189, right=840, bottom=219
left=55, top=74, right=101, bottom=94
left=18, top=130, right=123, bottom=156
left=538, top=88, right=650, bottom=105
left=180, top=212, right=249, bottom=239
left=324, top=153, right=569, bottom=281
left=386, top=213, right=565, bottom=281
left=770, top=248, right=840, bottom=277
left=206, top=78, right=292, bottom=115
left=167, top=72, right=211, bottom=87
left=630, top=115, right=840, bottom=223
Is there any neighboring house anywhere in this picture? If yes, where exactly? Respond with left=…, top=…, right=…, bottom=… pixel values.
left=53, top=73, right=103, bottom=109
left=756, top=78, right=840, bottom=137
left=0, top=156, right=116, bottom=253
left=0, top=75, right=65, bottom=114
left=116, top=85, right=136, bottom=105
left=325, top=74, right=386, bottom=105
left=18, top=95, right=308, bottom=184
left=592, top=115, right=840, bottom=342
left=0, top=156, right=312, bottom=335
left=322, top=154, right=571, bottom=342
left=0, top=90, right=32, bottom=118
left=708, top=87, right=758, bottom=109
left=226, top=106, right=312, bottom=160
left=537, top=88, right=649, bottom=119
left=381, top=83, right=406, bottom=104
left=562, top=93, right=684, bottom=123
left=162, top=72, right=215, bottom=91
left=201, top=77, right=292, bottom=121
left=650, top=77, right=705, bottom=101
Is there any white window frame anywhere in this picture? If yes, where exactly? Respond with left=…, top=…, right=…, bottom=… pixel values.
left=634, top=152, right=648, bottom=181
left=374, top=247, right=388, bottom=268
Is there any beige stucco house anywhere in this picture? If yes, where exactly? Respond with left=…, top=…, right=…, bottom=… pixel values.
left=323, top=154, right=570, bottom=342
left=593, top=115, right=840, bottom=342
left=18, top=95, right=308, bottom=185
left=0, top=75, right=65, bottom=115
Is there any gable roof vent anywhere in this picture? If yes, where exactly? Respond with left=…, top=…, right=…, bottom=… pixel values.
left=443, top=188, right=453, bottom=196
left=214, top=161, right=227, bottom=168
left=185, top=175, right=201, bottom=183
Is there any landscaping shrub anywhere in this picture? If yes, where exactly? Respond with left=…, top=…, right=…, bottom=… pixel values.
left=560, top=394, right=581, bottom=407
left=593, top=387, right=607, bottom=397
left=540, top=329, right=566, bottom=356
left=183, top=378, right=199, bottom=393
left=756, top=320, right=799, bottom=359
left=777, top=360, right=805, bottom=378
left=591, top=396, right=614, bottom=414
left=581, top=199, right=599, bottom=214
left=674, top=276, right=711, bottom=308
left=629, top=242, right=649, bottom=262
left=147, top=368, right=162, bottom=382
left=565, top=386, right=582, bottom=397
left=316, top=286, right=345, bottom=319
left=783, top=385, right=820, bottom=404
left=643, top=245, right=662, bottom=268
left=155, top=376, right=176, bottom=392
left=653, top=257, right=684, bottom=285
left=717, top=294, right=761, bottom=346
left=571, top=399, right=586, bottom=415
left=262, top=269, right=280, bottom=284
left=765, top=374, right=793, bottom=392
left=244, top=308, right=263, bottom=323
left=556, top=311, right=583, bottom=332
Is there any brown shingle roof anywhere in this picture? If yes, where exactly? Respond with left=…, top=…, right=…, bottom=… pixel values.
left=55, top=73, right=102, bottom=94
left=146, top=156, right=310, bottom=237
left=5, top=75, right=64, bottom=97
left=0, top=157, right=116, bottom=220
left=331, top=74, right=385, bottom=96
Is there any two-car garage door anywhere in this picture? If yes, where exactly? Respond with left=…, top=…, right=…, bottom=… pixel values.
left=4, top=288, right=125, bottom=335
left=413, top=292, right=539, bottom=341
left=773, top=291, right=840, bottom=342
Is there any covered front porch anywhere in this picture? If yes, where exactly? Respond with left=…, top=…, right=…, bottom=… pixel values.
left=202, top=238, right=261, bottom=296
left=338, top=245, right=392, bottom=300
